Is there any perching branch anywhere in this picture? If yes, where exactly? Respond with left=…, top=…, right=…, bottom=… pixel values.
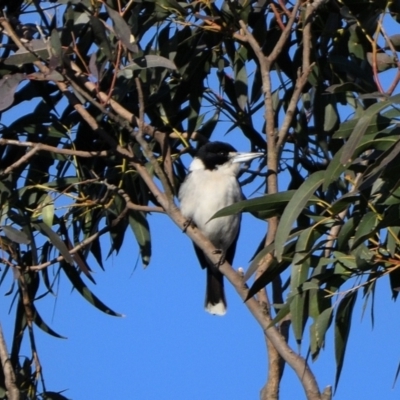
left=129, top=149, right=322, bottom=400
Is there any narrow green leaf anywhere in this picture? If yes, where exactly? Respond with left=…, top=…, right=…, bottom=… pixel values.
left=387, top=226, right=400, bottom=257
left=41, top=195, right=54, bottom=228
left=245, top=242, right=275, bottom=281
left=310, top=307, right=333, bottom=360
left=389, top=267, right=400, bottom=299
left=337, top=216, right=357, bottom=251
left=326, top=194, right=359, bottom=215
left=213, top=191, right=297, bottom=219
left=42, top=391, right=70, bottom=400
left=33, top=305, right=67, bottom=339
left=334, top=291, right=357, bottom=389
left=50, top=29, right=62, bottom=58
left=35, top=222, right=74, bottom=265
left=4, top=40, right=49, bottom=65
left=246, top=257, right=292, bottom=301
left=42, top=177, right=81, bottom=189
left=246, top=240, right=297, bottom=300
left=105, top=5, right=138, bottom=53
left=0, top=73, right=25, bottom=111
left=359, top=140, right=400, bottom=188
left=234, top=50, right=248, bottom=111
left=61, top=262, right=123, bottom=317
left=128, top=211, right=151, bottom=267
left=340, top=115, right=372, bottom=164
left=290, top=227, right=315, bottom=344
left=266, top=300, right=292, bottom=328
left=1, top=225, right=31, bottom=245
left=324, top=99, right=339, bottom=132
left=392, top=360, right=400, bottom=388
left=90, top=236, right=104, bottom=270
left=351, top=212, right=378, bottom=250
left=275, top=171, right=325, bottom=261
left=323, top=147, right=348, bottom=190
left=89, top=16, right=113, bottom=60
left=333, top=251, right=357, bottom=270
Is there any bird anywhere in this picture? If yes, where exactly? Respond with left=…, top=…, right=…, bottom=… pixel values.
left=178, top=141, right=263, bottom=316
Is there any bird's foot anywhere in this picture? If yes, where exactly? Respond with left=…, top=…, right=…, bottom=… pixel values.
left=182, top=218, right=195, bottom=233
left=212, top=249, right=225, bottom=267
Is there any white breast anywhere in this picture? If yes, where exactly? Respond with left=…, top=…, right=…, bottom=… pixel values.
left=178, top=159, right=242, bottom=251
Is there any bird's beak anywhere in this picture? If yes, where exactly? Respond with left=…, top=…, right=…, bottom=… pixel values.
left=230, top=152, right=264, bottom=164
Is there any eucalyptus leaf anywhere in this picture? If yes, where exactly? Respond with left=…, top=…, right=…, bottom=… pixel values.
left=1, top=225, right=31, bottom=245
left=275, top=171, right=325, bottom=262
left=106, top=5, right=138, bottom=53
left=0, top=73, right=25, bottom=111
left=334, top=291, right=357, bottom=389
left=35, top=222, right=74, bottom=265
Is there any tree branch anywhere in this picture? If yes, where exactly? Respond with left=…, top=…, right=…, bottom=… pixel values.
left=129, top=155, right=322, bottom=399
left=0, top=323, right=19, bottom=400
left=240, top=4, right=321, bottom=399
left=0, top=139, right=111, bottom=176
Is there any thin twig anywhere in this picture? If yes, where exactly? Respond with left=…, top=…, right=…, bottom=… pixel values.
left=133, top=77, right=174, bottom=199
left=101, top=180, right=164, bottom=213
left=0, top=139, right=111, bottom=176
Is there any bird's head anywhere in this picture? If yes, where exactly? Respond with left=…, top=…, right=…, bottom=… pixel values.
left=192, top=141, right=263, bottom=172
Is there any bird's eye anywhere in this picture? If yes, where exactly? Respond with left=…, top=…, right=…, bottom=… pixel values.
left=218, top=151, right=226, bottom=156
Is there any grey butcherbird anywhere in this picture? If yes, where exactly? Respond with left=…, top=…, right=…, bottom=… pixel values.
left=178, top=141, right=263, bottom=315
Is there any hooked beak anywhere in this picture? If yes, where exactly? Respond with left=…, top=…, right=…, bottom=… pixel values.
left=230, top=151, right=264, bottom=164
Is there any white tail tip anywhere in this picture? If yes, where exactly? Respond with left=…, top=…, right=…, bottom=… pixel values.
left=205, top=302, right=227, bottom=316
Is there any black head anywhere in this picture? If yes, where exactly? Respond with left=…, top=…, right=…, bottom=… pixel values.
left=196, top=141, right=237, bottom=170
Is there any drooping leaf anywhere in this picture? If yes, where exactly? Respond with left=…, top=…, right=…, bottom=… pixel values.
left=310, top=307, right=333, bottom=360
left=89, top=16, right=113, bottom=60
left=41, top=195, right=55, bottom=228
left=290, top=227, right=318, bottom=345
left=0, top=73, right=25, bottom=111
left=266, top=300, right=292, bottom=328
left=275, top=171, right=325, bottom=261
left=33, top=305, right=67, bottom=339
left=35, top=222, right=74, bottom=265
left=334, top=291, right=358, bottom=389
left=118, top=55, right=177, bottom=78
left=323, top=147, right=348, bottom=190
left=213, top=191, right=320, bottom=220
left=128, top=211, right=151, bottom=267
left=246, top=240, right=297, bottom=300
left=234, top=49, right=248, bottom=111
left=42, top=391, right=70, bottom=400
left=105, top=5, right=138, bottom=53
left=61, top=262, right=123, bottom=317
left=351, top=212, right=378, bottom=250
left=1, top=225, right=31, bottom=245
left=4, top=39, right=49, bottom=65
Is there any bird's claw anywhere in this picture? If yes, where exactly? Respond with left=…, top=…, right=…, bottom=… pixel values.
left=212, top=249, right=225, bottom=268
left=182, top=218, right=195, bottom=233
